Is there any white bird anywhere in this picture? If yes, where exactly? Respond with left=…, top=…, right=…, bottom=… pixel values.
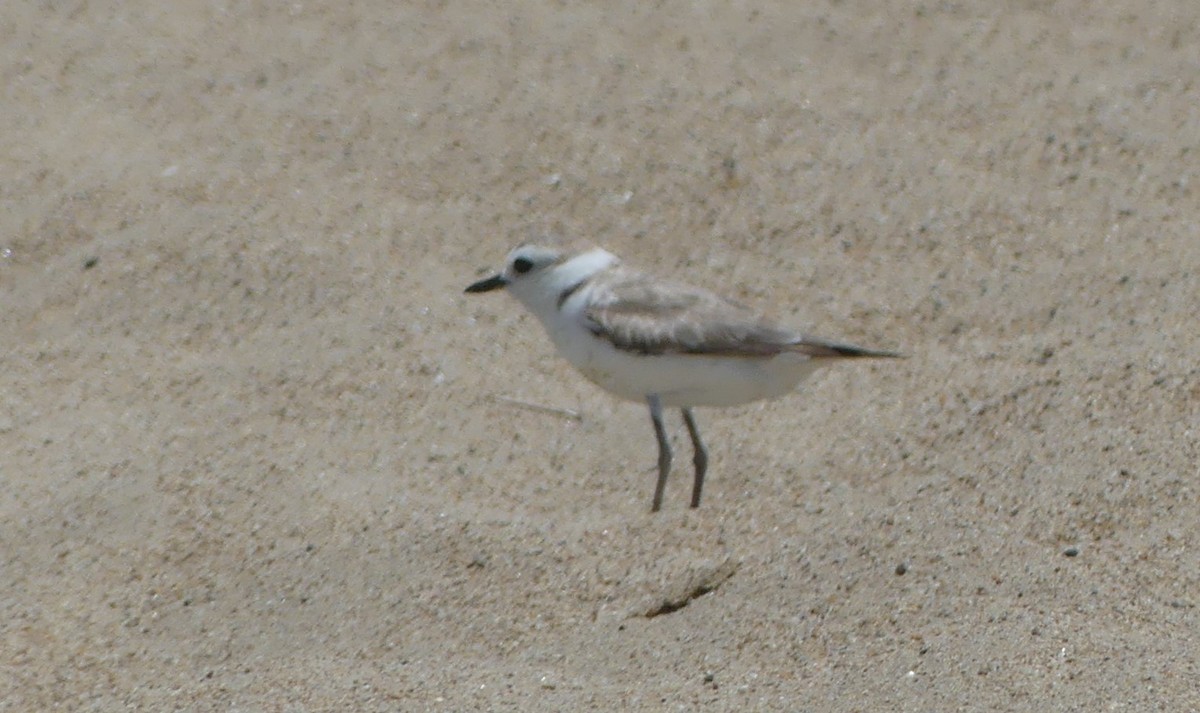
left=465, top=243, right=900, bottom=512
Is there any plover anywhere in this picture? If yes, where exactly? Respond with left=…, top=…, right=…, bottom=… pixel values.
left=465, top=243, right=900, bottom=512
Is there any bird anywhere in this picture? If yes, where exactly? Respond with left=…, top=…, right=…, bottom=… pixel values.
left=465, top=242, right=900, bottom=512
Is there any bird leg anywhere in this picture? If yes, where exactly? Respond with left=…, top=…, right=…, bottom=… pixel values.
left=647, top=394, right=671, bottom=512
left=681, top=408, right=707, bottom=508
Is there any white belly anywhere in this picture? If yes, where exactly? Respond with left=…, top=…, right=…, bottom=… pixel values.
left=546, top=320, right=822, bottom=408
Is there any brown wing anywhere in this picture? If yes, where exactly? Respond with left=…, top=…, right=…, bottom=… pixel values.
left=583, top=272, right=801, bottom=356
left=584, top=271, right=902, bottom=359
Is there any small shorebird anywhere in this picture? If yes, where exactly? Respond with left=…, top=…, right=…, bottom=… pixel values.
left=465, top=243, right=900, bottom=512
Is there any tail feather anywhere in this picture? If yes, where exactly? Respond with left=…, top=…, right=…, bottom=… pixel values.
left=790, top=337, right=904, bottom=359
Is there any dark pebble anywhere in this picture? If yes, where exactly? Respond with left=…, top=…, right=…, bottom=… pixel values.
left=1063, top=547, right=1079, bottom=557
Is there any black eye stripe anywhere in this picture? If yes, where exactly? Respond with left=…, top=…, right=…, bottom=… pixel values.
left=513, top=257, right=534, bottom=274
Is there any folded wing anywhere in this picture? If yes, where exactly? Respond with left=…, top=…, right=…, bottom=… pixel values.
left=584, top=272, right=898, bottom=359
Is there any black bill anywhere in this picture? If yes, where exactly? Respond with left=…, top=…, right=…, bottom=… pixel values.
left=464, top=274, right=507, bottom=293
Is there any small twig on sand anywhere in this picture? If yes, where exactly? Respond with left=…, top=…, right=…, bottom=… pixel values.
left=493, top=395, right=583, bottom=422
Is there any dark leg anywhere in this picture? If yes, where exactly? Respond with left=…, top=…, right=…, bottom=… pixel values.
left=682, top=408, right=708, bottom=508
left=647, top=394, right=671, bottom=512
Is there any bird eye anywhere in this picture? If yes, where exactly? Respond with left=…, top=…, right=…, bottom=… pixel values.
left=512, top=257, right=534, bottom=274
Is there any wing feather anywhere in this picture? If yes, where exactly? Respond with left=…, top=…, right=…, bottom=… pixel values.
left=583, top=269, right=901, bottom=359
left=583, top=272, right=801, bottom=356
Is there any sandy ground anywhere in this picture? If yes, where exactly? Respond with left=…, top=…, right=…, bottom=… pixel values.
left=3, top=1, right=1198, bottom=710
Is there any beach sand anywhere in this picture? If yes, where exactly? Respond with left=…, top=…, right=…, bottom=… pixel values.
left=3, top=1, right=1198, bottom=709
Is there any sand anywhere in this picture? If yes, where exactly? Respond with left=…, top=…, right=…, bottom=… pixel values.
left=3, top=1, right=1198, bottom=710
